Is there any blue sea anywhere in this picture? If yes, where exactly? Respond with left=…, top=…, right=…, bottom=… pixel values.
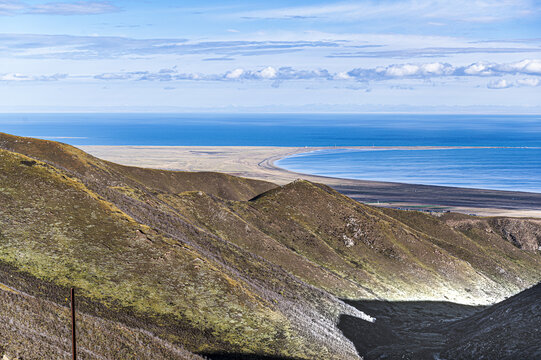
left=1, top=113, right=540, bottom=193
left=276, top=148, right=541, bottom=193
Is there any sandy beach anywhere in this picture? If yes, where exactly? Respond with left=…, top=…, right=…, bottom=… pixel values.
left=79, top=145, right=541, bottom=218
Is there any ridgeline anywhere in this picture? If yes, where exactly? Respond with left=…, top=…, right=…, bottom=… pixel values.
left=0, top=132, right=540, bottom=359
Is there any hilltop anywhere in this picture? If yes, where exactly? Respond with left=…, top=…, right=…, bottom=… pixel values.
left=80, top=144, right=541, bottom=218
left=0, top=132, right=540, bottom=359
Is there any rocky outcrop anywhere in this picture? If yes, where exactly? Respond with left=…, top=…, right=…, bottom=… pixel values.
left=490, top=218, right=541, bottom=251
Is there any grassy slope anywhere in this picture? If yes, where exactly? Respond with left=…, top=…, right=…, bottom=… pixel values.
left=0, top=132, right=276, bottom=202
left=0, top=287, right=203, bottom=360
left=169, top=180, right=541, bottom=304
left=158, top=190, right=373, bottom=299
left=0, top=133, right=540, bottom=359
left=0, top=134, right=362, bottom=359
left=380, top=209, right=541, bottom=297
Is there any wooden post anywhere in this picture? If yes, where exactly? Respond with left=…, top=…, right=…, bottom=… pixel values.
left=71, top=288, right=77, bottom=360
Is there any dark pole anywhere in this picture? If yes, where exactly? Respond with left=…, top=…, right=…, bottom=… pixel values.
left=71, top=288, right=77, bottom=360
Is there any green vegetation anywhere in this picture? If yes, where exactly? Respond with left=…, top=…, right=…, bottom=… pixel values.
left=0, top=289, right=203, bottom=360
left=0, top=149, right=341, bottom=359
left=0, top=132, right=540, bottom=359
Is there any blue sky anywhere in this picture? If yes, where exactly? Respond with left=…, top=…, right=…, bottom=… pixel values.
left=1, top=0, right=540, bottom=112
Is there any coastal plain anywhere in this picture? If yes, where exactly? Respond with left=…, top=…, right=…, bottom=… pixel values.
left=79, top=145, right=541, bottom=218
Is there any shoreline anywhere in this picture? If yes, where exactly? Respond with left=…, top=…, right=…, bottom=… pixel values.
left=78, top=145, right=541, bottom=218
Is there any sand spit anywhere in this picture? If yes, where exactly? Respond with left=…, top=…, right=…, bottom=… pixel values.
left=79, top=146, right=541, bottom=218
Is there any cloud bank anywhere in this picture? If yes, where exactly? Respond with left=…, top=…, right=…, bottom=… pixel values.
left=350, top=59, right=541, bottom=79
left=2, top=33, right=539, bottom=62
left=0, top=1, right=118, bottom=16
left=237, top=0, right=537, bottom=23
left=0, top=34, right=341, bottom=59
left=4, top=60, right=540, bottom=87
left=0, top=73, right=67, bottom=81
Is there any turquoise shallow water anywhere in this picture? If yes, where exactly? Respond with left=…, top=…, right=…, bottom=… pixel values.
left=276, top=148, right=541, bottom=193
left=1, top=113, right=540, bottom=192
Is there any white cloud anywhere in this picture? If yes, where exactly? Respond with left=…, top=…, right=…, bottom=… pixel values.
left=516, top=78, right=540, bottom=87
left=0, top=72, right=67, bottom=81
left=460, top=59, right=541, bottom=77
left=2, top=32, right=538, bottom=65
left=421, top=62, right=453, bottom=75
left=501, top=59, right=541, bottom=75
left=0, top=73, right=28, bottom=81
left=350, top=59, right=541, bottom=80
left=94, top=73, right=132, bottom=80
left=334, top=72, right=351, bottom=80
left=377, top=62, right=455, bottom=77
left=0, top=1, right=24, bottom=14
left=0, top=33, right=344, bottom=59
left=225, top=68, right=244, bottom=79
left=383, top=64, right=420, bottom=77
left=464, top=62, right=494, bottom=76
left=0, top=1, right=119, bottom=16
left=10, top=59, right=541, bottom=87
left=238, top=0, right=535, bottom=23
left=487, top=79, right=512, bottom=89
left=258, top=66, right=277, bottom=79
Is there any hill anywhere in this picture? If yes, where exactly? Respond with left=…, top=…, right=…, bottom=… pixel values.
left=337, top=282, right=541, bottom=359
left=443, top=282, right=541, bottom=359
left=0, top=132, right=276, bottom=202
left=0, top=133, right=540, bottom=359
left=0, top=133, right=364, bottom=359
left=174, top=179, right=541, bottom=303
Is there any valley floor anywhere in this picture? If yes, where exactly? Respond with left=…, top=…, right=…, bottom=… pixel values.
left=79, top=145, right=541, bottom=218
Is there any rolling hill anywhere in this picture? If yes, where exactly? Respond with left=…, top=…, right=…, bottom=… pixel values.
left=0, top=132, right=540, bottom=359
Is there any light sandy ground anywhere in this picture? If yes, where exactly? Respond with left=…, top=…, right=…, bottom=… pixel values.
left=80, top=145, right=306, bottom=184
left=79, top=146, right=541, bottom=218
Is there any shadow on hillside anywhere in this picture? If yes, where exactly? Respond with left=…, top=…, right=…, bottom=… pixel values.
left=200, top=354, right=301, bottom=360
left=339, top=299, right=486, bottom=360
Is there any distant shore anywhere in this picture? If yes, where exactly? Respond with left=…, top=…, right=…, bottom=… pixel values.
left=79, top=145, right=541, bottom=218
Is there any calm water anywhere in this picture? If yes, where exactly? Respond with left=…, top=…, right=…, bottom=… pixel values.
left=1, top=113, right=540, bottom=147
left=1, top=113, right=540, bottom=192
left=276, top=148, right=541, bottom=193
